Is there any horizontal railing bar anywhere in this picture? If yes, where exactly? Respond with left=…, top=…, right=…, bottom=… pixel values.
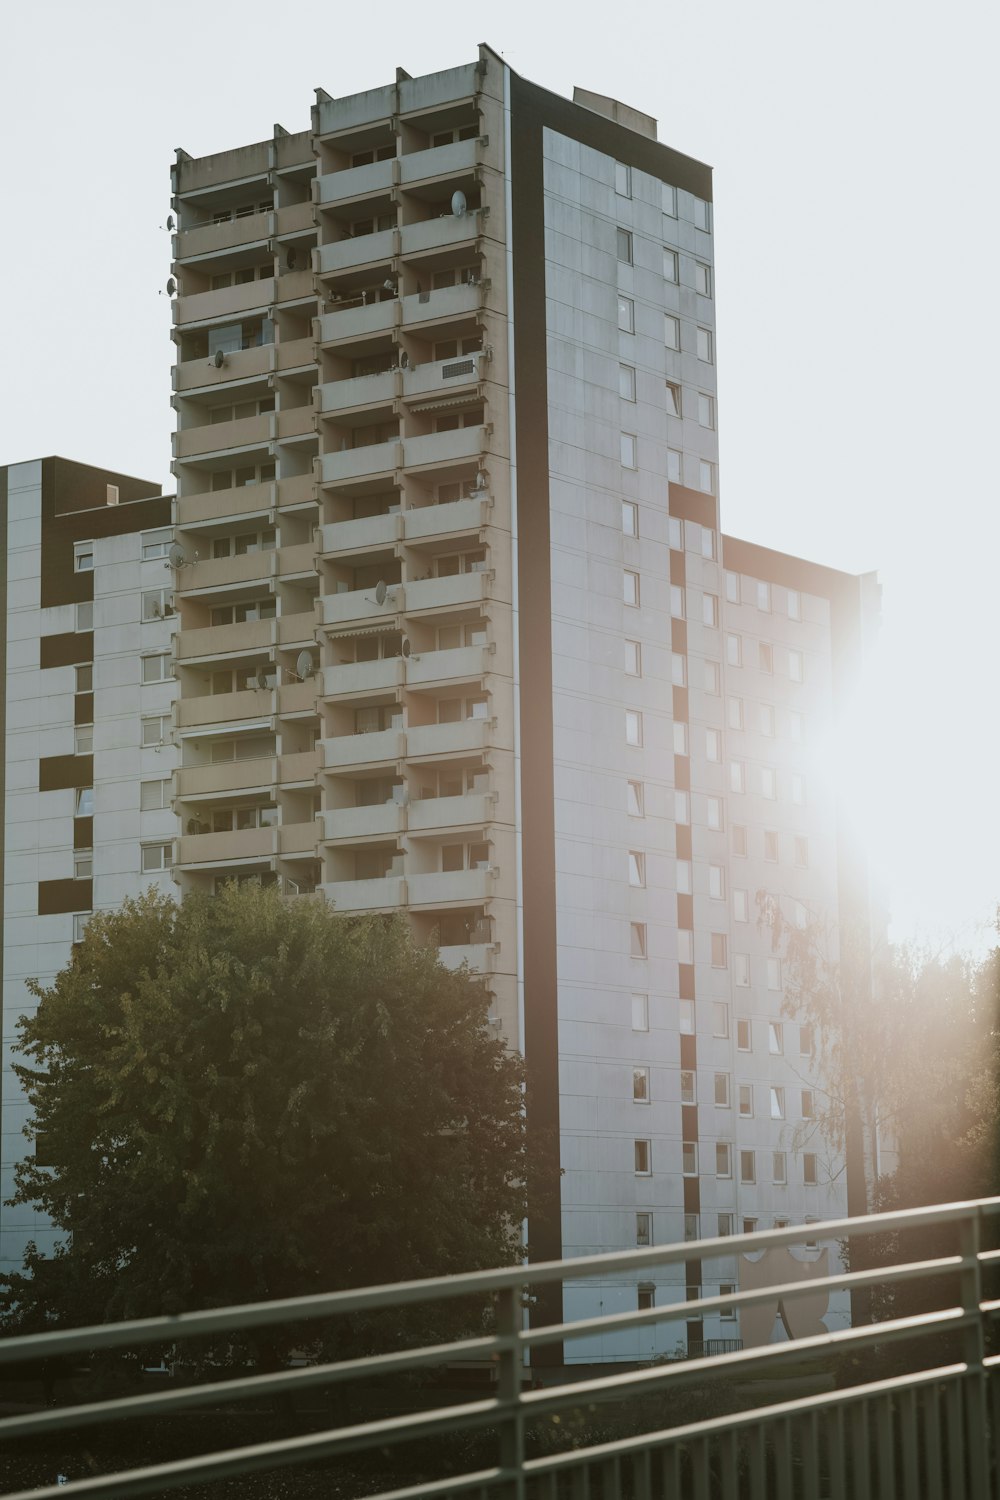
left=0, top=1332, right=502, bottom=1442
left=347, top=1469, right=509, bottom=1500
left=521, top=1254, right=967, bottom=1348
left=522, top=1361, right=973, bottom=1477
left=2, top=1198, right=995, bottom=1368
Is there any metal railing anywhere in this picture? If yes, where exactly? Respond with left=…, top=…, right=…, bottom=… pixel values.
left=1, top=1197, right=998, bottom=1499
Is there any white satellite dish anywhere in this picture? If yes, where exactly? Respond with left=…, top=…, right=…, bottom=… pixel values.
left=295, top=649, right=315, bottom=680
left=374, top=580, right=388, bottom=606
left=167, top=542, right=187, bottom=569
left=451, top=190, right=467, bottom=218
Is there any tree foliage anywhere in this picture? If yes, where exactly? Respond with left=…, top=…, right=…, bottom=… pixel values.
left=2, top=884, right=532, bottom=1358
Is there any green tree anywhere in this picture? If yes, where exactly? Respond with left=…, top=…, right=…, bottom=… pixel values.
left=2, top=884, right=532, bottom=1360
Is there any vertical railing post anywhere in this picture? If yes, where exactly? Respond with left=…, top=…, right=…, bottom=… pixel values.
left=496, top=1286, right=526, bottom=1500
left=958, top=1207, right=989, bottom=1499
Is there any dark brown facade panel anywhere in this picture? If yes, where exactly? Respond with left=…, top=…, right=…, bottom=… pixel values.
left=669, top=550, right=686, bottom=586
left=40, top=631, right=94, bottom=670
left=685, top=1258, right=702, bottom=1286
left=49, top=456, right=162, bottom=516
left=40, top=457, right=169, bottom=611
left=679, top=964, right=695, bottom=1000
left=73, top=817, right=93, bottom=849
left=679, top=1034, right=697, bottom=1069
left=676, top=824, right=692, bottom=860
left=672, top=686, right=689, bottom=722
left=722, top=533, right=859, bottom=607
left=681, top=1104, right=698, bottom=1141
left=670, top=618, right=687, bottom=654
left=674, top=754, right=690, bottom=792
left=74, top=694, right=94, bottom=726
left=676, top=893, right=693, bottom=929
left=39, top=754, right=93, bottom=792
left=668, top=482, right=717, bottom=529
left=683, top=1177, right=700, bottom=1213
left=38, top=878, right=93, bottom=916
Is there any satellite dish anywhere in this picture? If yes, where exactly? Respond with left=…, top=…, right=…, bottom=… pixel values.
left=374, top=580, right=388, bottom=606
left=473, top=470, right=488, bottom=491
left=295, top=649, right=315, bottom=680
left=212, top=348, right=226, bottom=369
left=167, top=542, right=187, bottom=569
left=286, top=247, right=298, bottom=270
left=401, top=636, right=411, bottom=659
left=399, top=349, right=409, bottom=369
left=165, top=214, right=175, bottom=231
left=451, top=190, right=467, bottom=218
left=166, top=277, right=177, bottom=296
left=383, top=278, right=396, bottom=293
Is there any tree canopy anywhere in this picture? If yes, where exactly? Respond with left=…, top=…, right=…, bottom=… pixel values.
left=2, top=884, right=532, bottom=1356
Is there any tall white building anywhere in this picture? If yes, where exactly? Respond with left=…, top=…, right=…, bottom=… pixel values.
left=0, top=49, right=879, bottom=1359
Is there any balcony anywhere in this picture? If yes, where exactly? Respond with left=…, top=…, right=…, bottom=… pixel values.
left=408, top=792, right=491, bottom=834
left=275, top=202, right=314, bottom=238
left=177, top=689, right=270, bottom=729
left=404, top=644, right=486, bottom=687
left=316, top=228, right=395, bottom=278
left=175, top=619, right=276, bottom=661
left=399, top=216, right=479, bottom=258
left=321, top=803, right=405, bottom=842
left=405, top=719, right=490, bottom=760
left=177, top=482, right=275, bottom=527
left=174, top=413, right=271, bottom=461
left=176, top=827, right=273, bottom=866
left=403, top=571, right=488, bottom=614
left=402, top=356, right=481, bottom=403
left=174, top=278, right=275, bottom=327
left=403, top=426, right=486, bottom=472
left=278, top=820, right=319, bottom=856
left=400, top=138, right=477, bottom=186
left=277, top=611, right=318, bottom=646
left=321, top=658, right=403, bottom=698
left=276, top=336, right=315, bottom=373
left=403, top=496, right=487, bottom=543
left=322, top=875, right=404, bottom=912
left=274, top=270, right=315, bottom=305
left=317, top=370, right=397, bottom=416
left=276, top=541, right=316, bottom=577
left=315, top=158, right=394, bottom=206
left=275, top=408, right=315, bottom=443
left=315, top=84, right=395, bottom=137
left=277, top=750, right=319, bottom=784
left=175, top=140, right=270, bottom=193
left=318, top=512, right=400, bottom=555
left=438, top=943, right=492, bottom=972
left=173, top=344, right=271, bottom=394
left=316, top=299, right=397, bottom=345
left=399, top=283, right=479, bottom=329
left=321, top=728, right=404, bottom=770
left=277, top=679, right=317, bottom=715
left=175, top=757, right=276, bottom=799
left=319, top=440, right=401, bottom=486
left=319, top=587, right=399, bottom=631
left=175, top=210, right=272, bottom=261
left=180, top=551, right=273, bottom=594
left=407, top=869, right=495, bottom=906
left=276, top=474, right=316, bottom=509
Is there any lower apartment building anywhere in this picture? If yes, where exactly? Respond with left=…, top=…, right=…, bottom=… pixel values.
left=0, top=49, right=879, bottom=1360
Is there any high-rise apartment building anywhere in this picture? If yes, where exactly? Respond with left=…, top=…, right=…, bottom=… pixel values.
left=0, top=48, right=878, bottom=1358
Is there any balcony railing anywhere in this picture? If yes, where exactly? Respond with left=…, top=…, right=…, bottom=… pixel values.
left=3, top=1198, right=996, bottom=1499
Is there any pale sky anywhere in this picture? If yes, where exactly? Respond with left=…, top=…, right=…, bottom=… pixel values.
left=3, top=0, right=998, bottom=953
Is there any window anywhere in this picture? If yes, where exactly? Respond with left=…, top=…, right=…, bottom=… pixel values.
left=684, top=1214, right=699, bottom=1241
left=618, top=294, right=635, bottom=332
left=638, top=1283, right=655, bottom=1310
left=788, top=649, right=804, bottom=683
left=141, top=529, right=171, bottom=561
left=764, top=830, right=780, bottom=862
left=621, top=432, right=637, bottom=469
left=696, top=327, right=713, bottom=363
left=663, top=182, right=677, bottom=217
left=714, top=1072, right=730, bottom=1107
left=732, top=824, right=748, bottom=857
left=141, top=842, right=172, bottom=873
left=76, top=602, right=93, bottom=631
left=698, top=460, right=715, bottom=494
left=728, top=697, right=744, bottom=731
left=759, top=642, right=774, bottom=674
left=726, top=573, right=741, bottom=605
left=670, top=583, right=685, bottom=619
left=761, top=766, right=777, bottom=800
left=674, top=722, right=689, bottom=755
left=698, top=393, right=715, bottom=429
left=712, top=1002, right=729, bottom=1038
left=625, top=710, right=642, bottom=746
left=787, top=589, right=801, bottom=620
left=674, top=790, right=690, bottom=824
left=734, top=953, right=750, bottom=988
left=662, top=248, right=679, bottom=282
left=803, top=1154, right=818, bottom=1186
left=615, top=161, right=631, bottom=197
left=741, top=1150, right=756, bottom=1184
left=680, top=999, right=695, bottom=1035
left=742, top=1218, right=758, bottom=1236
left=633, top=1066, right=650, bottom=1103
left=631, top=992, right=649, bottom=1031
left=770, top=1086, right=785, bottom=1120
left=619, top=504, right=639, bottom=544
left=800, top=1024, right=815, bottom=1056
left=668, top=515, right=683, bottom=548
left=791, top=774, right=805, bottom=806
left=74, top=725, right=92, bottom=754
left=682, top=1142, right=698, bottom=1175
left=141, top=653, right=171, bottom=683
left=671, top=653, right=686, bottom=687
left=628, top=850, right=645, bottom=887
left=716, top=1143, right=732, bottom=1177
left=711, top=933, right=728, bottom=968
left=767, top=958, right=782, bottom=992
left=693, top=196, right=711, bottom=232
left=681, top=1069, right=696, bottom=1104
left=636, top=1212, right=651, bottom=1246
left=718, top=1213, right=734, bottom=1238
left=74, top=541, right=94, bottom=572
left=676, top=858, right=692, bottom=894
left=702, top=592, right=719, bottom=627
left=627, top=779, right=644, bottom=816
left=635, top=1139, right=651, bottom=1174
left=769, top=1021, right=783, bottom=1055
left=142, top=589, right=173, bottom=622
left=630, top=922, right=647, bottom=958
left=141, top=714, right=171, bottom=747
left=441, top=840, right=490, bottom=873
left=665, top=380, right=681, bottom=417
left=708, top=864, right=725, bottom=900
left=773, top=1152, right=787, bottom=1186
left=729, top=761, right=746, bottom=794
left=705, top=728, right=721, bottom=763
left=726, top=634, right=742, bottom=667
left=733, top=889, right=749, bottom=923
left=619, top=363, right=636, bottom=402
left=625, top=639, right=641, bottom=676
left=74, top=850, right=92, bottom=879
left=738, top=1084, right=753, bottom=1117
left=695, top=262, right=712, bottom=297
left=667, top=448, right=682, bottom=483
left=75, top=663, right=93, bottom=692
left=719, top=1285, right=736, bottom=1320
left=677, top=929, right=694, bottom=964
left=140, top=778, right=170, bottom=811
left=706, top=797, right=723, bottom=831
left=616, top=227, right=633, bottom=263
left=75, top=786, right=94, bottom=816
left=802, top=1089, right=814, bottom=1119
left=664, top=314, right=680, bottom=350
left=703, top=660, right=720, bottom=696
left=73, top=913, right=89, bottom=942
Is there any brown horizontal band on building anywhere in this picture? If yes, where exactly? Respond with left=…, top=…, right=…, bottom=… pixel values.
left=671, top=618, right=687, bottom=654
left=676, top=824, right=692, bottom=860
left=73, top=817, right=93, bottom=849
left=74, top=694, right=94, bottom=726
left=683, top=1177, right=700, bottom=1213
left=676, top=892, right=694, bottom=929
left=40, top=631, right=94, bottom=670
left=672, top=686, right=688, bottom=722
left=38, top=878, right=93, bottom=916
left=669, top=550, right=686, bottom=587
left=40, top=457, right=169, bottom=611
left=722, top=533, right=859, bottom=606
left=668, top=483, right=716, bottom=529
left=679, top=963, right=695, bottom=1000
left=39, top=754, right=93, bottom=792
left=680, top=1033, right=697, bottom=1070
left=674, top=755, right=690, bottom=792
